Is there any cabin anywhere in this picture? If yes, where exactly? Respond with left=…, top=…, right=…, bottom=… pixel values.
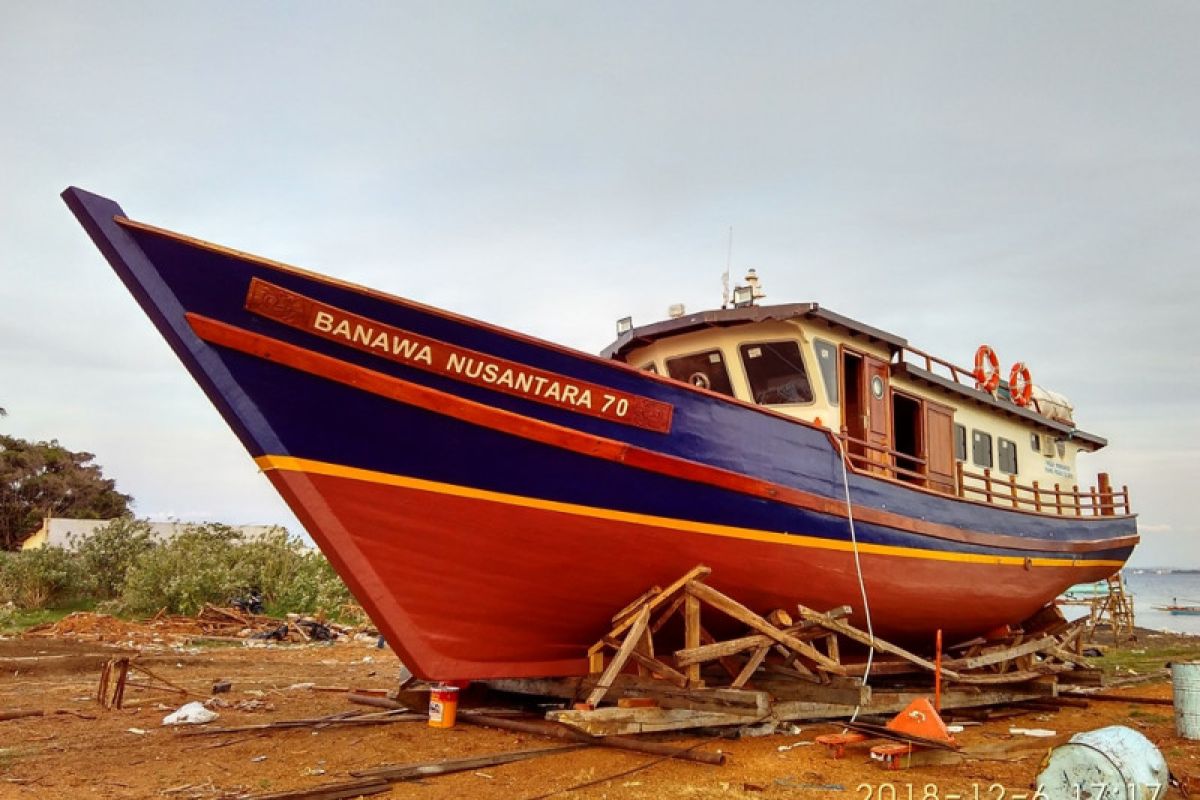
left=603, top=291, right=1129, bottom=519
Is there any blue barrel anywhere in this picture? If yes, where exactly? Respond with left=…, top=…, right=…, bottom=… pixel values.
left=1035, top=726, right=1167, bottom=800
left=1173, top=660, right=1200, bottom=739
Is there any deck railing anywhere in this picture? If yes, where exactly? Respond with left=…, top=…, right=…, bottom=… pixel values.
left=894, top=345, right=976, bottom=388
left=836, top=428, right=1131, bottom=517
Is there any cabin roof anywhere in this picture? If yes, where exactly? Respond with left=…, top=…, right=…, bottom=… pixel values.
left=600, top=302, right=1108, bottom=450
left=600, top=302, right=906, bottom=360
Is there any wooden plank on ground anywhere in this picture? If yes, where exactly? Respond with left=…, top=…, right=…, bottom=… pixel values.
left=485, top=676, right=769, bottom=715
left=460, top=713, right=726, bottom=764
left=548, top=706, right=759, bottom=736
left=351, top=745, right=585, bottom=780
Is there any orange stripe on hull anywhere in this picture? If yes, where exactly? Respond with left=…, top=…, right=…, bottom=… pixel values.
left=265, top=467, right=1118, bottom=681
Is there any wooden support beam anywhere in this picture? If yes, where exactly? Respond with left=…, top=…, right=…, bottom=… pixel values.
left=730, top=646, right=770, bottom=689
left=612, top=586, right=662, bottom=625
left=684, top=594, right=702, bottom=686
left=607, top=565, right=711, bottom=641
left=675, top=634, right=768, bottom=667
left=700, top=627, right=743, bottom=681
left=794, top=603, right=953, bottom=679
left=688, top=582, right=845, bottom=674
left=942, top=636, right=1057, bottom=670
left=650, top=594, right=686, bottom=635
left=485, top=677, right=769, bottom=716
left=599, top=637, right=688, bottom=687
left=587, top=605, right=650, bottom=708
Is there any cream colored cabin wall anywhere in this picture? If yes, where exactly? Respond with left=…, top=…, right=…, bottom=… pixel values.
left=625, top=321, right=841, bottom=427
left=898, top=383, right=1083, bottom=488
left=623, top=317, right=1096, bottom=494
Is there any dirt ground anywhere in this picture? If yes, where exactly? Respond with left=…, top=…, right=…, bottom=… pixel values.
left=3, top=629, right=1200, bottom=800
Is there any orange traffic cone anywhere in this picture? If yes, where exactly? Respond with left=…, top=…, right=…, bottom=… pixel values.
left=885, top=697, right=958, bottom=748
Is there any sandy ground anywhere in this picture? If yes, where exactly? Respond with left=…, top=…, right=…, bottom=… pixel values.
left=2, top=632, right=1200, bottom=800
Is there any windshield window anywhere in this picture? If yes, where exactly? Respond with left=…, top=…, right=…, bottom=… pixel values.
left=739, top=341, right=814, bottom=405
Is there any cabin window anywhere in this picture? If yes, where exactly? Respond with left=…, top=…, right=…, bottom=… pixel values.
left=666, top=350, right=734, bottom=397
left=972, top=430, right=993, bottom=469
left=739, top=341, right=814, bottom=405
left=813, top=338, right=839, bottom=406
left=639, top=363, right=658, bottom=374
left=998, top=437, right=1018, bottom=474
left=1030, top=433, right=1040, bottom=452
left=954, top=424, right=967, bottom=462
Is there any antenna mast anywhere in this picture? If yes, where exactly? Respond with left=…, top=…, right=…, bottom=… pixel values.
left=721, top=226, right=733, bottom=308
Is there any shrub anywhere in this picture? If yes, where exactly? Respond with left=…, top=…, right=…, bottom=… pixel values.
left=119, top=523, right=247, bottom=614
left=118, top=522, right=355, bottom=616
left=0, top=546, right=84, bottom=609
left=73, top=517, right=156, bottom=598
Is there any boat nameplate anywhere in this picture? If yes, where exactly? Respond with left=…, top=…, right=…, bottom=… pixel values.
left=244, top=278, right=673, bottom=433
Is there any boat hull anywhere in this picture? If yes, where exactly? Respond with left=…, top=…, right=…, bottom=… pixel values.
left=63, top=187, right=1139, bottom=680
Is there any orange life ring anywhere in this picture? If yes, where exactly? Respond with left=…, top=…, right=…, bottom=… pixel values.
left=973, top=345, right=1000, bottom=394
left=1009, top=362, right=1033, bottom=407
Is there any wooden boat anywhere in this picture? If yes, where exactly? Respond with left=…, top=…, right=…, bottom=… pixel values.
left=63, top=187, right=1139, bottom=680
left=1155, top=601, right=1200, bottom=616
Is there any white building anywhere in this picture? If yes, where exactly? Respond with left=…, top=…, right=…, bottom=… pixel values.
left=19, top=517, right=285, bottom=551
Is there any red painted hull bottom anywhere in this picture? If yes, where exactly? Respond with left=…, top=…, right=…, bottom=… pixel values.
left=268, top=468, right=1112, bottom=681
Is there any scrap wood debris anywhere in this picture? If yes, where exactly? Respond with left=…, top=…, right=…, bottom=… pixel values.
left=21, top=604, right=376, bottom=646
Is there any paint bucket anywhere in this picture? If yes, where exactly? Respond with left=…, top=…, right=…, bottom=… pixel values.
left=427, top=684, right=459, bottom=728
left=1035, top=725, right=1167, bottom=800
left=1173, top=660, right=1200, bottom=739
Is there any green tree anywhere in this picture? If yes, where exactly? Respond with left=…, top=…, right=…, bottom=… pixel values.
left=0, top=435, right=132, bottom=551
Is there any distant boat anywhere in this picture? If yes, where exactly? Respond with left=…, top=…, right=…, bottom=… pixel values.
left=1155, top=599, right=1200, bottom=616
left=64, top=187, right=1140, bottom=680
left=1060, top=580, right=1112, bottom=600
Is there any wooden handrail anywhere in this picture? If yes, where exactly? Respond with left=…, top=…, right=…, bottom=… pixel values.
left=957, top=467, right=1133, bottom=518
left=833, top=427, right=1133, bottom=518
left=838, top=430, right=927, bottom=466
left=895, top=346, right=975, bottom=388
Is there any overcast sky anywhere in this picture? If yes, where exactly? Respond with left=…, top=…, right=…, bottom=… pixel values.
left=1, top=2, right=1197, bottom=567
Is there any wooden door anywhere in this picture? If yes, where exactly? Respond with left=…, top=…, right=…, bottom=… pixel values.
left=863, top=354, right=890, bottom=473
left=924, top=401, right=957, bottom=495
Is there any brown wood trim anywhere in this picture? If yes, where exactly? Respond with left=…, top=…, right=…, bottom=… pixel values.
left=244, top=278, right=673, bottom=433
left=186, top=313, right=1137, bottom=556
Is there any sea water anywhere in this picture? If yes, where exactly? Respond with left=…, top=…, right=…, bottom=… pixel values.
left=1121, top=571, right=1200, bottom=635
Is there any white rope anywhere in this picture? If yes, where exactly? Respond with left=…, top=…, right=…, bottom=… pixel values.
left=832, top=436, right=875, bottom=724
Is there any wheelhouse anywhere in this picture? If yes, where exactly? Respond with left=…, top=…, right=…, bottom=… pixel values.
left=603, top=303, right=1128, bottom=518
